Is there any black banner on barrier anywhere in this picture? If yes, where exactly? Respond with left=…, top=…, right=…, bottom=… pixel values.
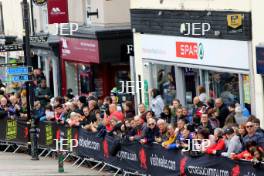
left=38, top=122, right=79, bottom=150
left=71, top=127, right=78, bottom=153
left=38, top=122, right=56, bottom=148
left=0, top=118, right=7, bottom=141
left=16, top=120, right=29, bottom=144
left=1, top=119, right=29, bottom=145
left=39, top=123, right=49, bottom=147
left=104, top=135, right=144, bottom=173
left=183, top=154, right=263, bottom=176
left=145, top=143, right=182, bottom=176
left=76, top=128, right=264, bottom=176
left=77, top=128, right=103, bottom=160
left=1, top=120, right=264, bottom=175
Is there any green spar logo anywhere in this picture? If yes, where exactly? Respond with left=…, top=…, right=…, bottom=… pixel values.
left=198, top=43, right=204, bottom=60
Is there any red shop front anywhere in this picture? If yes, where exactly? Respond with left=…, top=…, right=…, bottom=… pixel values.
left=60, top=37, right=130, bottom=97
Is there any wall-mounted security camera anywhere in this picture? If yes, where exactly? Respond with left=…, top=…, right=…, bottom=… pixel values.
left=180, top=23, right=187, bottom=34
left=214, top=30, right=221, bottom=36
left=0, top=39, right=5, bottom=45
left=207, top=11, right=211, bottom=16
left=144, top=63, right=149, bottom=67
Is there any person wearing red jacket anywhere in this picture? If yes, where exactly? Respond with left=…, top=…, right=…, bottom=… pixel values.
left=206, top=128, right=225, bottom=155
left=231, top=141, right=256, bottom=161
left=104, top=104, right=124, bottom=131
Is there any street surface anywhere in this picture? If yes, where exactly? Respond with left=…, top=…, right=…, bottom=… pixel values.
left=0, top=152, right=109, bottom=176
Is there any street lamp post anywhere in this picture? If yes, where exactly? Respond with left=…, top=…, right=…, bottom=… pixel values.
left=22, top=0, right=39, bottom=160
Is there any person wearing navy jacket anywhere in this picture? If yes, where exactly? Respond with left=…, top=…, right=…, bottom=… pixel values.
left=140, top=118, right=161, bottom=144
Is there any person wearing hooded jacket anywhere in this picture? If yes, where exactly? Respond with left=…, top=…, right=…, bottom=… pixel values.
left=150, top=89, right=164, bottom=118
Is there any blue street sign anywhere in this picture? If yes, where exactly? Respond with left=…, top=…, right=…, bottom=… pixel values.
left=10, top=75, right=31, bottom=82
left=6, top=66, right=33, bottom=75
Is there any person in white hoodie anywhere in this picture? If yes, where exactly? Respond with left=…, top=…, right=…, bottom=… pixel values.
left=234, top=104, right=247, bottom=125
left=150, top=89, right=165, bottom=118
left=221, top=127, right=242, bottom=158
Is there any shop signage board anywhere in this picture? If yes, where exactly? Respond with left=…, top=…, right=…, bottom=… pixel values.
left=1, top=66, right=33, bottom=83
left=227, top=14, right=243, bottom=33
left=140, top=34, right=250, bottom=70
left=61, top=37, right=99, bottom=64
left=0, top=44, right=23, bottom=52
left=1, top=75, right=32, bottom=83
left=47, top=0, right=69, bottom=24
left=6, top=66, right=33, bottom=75
left=10, top=75, right=32, bottom=82
left=30, top=36, right=48, bottom=43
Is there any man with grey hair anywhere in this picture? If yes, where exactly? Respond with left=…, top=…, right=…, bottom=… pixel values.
left=0, top=97, right=8, bottom=118
left=215, top=98, right=229, bottom=127
left=157, top=119, right=167, bottom=142
left=243, top=121, right=264, bottom=148
left=205, top=128, right=225, bottom=155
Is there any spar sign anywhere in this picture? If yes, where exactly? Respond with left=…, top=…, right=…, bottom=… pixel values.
left=141, top=34, right=250, bottom=70
left=176, top=42, right=204, bottom=60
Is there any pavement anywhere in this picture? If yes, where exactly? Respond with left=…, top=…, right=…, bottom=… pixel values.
left=0, top=152, right=111, bottom=176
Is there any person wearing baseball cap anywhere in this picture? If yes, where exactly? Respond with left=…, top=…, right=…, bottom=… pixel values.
left=221, top=127, right=242, bottom=158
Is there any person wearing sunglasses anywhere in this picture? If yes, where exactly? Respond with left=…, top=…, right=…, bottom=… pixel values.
left=252, top=118, right=264, bottom=136
left=140, top=118, right=161, bottom=144
left=243, top=121, right=264, bottom=149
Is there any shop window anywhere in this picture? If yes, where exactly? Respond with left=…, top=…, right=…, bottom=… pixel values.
left=114, top=70, right=130, bottom=93
left=78, top=64, right=93, bottom=95
left=208, top=72, right=239, bottom=105
left=42, top=8, right=49, bottom=33
left=153, top=64, right=176, bottom=105
left=184, top=68, right=200, bottom=105
left=65, top=62, right=78, bottom=95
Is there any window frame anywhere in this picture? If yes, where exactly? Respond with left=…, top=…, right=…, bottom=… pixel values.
left=0, top=2, right=4, bottom=34
left=85, top=0, right=92, bottom=25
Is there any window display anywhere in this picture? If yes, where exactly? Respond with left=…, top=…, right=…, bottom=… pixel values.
left=65, top=62, right=78, bottom=95
left=78, top=65, right=92, bottom=95
left=154, top=65, right=176, bottom=105
left=208, top=72, right=239, bottom=105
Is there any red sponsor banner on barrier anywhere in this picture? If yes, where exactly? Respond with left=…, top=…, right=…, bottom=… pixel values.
left=47, top=0, right=69, bottom=24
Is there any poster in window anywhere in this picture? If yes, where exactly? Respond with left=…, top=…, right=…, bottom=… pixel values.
left=243, top=75, right=250, bottom=104
left=144, top=80, right=149, bottom=110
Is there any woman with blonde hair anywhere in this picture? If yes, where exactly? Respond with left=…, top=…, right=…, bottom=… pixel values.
left=162, top=124, right=176, bottom=148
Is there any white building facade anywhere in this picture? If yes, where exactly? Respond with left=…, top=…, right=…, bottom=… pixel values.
left=131, top=0, right=264, bottom=127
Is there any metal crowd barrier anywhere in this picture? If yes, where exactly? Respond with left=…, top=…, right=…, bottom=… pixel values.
left=1, top=118, right=263, bottom=176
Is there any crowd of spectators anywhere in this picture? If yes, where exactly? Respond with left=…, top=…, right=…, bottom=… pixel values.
left=0, top=71, right=263, bottom=166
